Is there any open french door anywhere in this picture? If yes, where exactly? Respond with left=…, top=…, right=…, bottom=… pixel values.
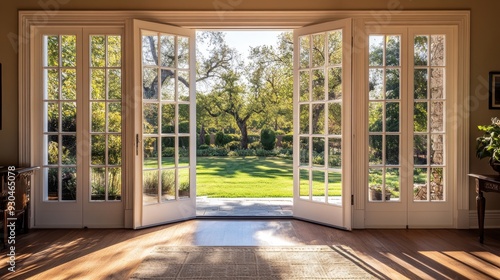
left=293, top=19, right=353, bottom=229
left=132, top=20, right=196, bottom=228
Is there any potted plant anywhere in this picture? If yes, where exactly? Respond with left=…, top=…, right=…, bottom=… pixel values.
left=476, top=117, right=500, bottom=173
left=369, top=185, right=392, bottom=201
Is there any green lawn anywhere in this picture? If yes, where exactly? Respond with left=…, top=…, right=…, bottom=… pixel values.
left=196, top=157, right=294, bottom=197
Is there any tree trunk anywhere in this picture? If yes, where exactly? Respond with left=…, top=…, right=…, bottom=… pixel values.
left=199, top=124, right=206, bottom=145
left=236, top=120, right=249, bottom=149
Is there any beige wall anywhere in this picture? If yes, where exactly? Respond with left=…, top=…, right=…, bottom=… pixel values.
left=1, top=0, right=499, bottom=210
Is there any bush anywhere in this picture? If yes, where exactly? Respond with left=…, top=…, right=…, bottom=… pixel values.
left=260, top=128, right=276, bottom=150
left=199, top=144, right=210, bottom=150
left=196, top=146, right=229, bottom=157
left=248, top=142, right=262, bottom=150
left=282, top=133, right=293, bottom=143
left=215, top=131, right=225, bottom=146
left=225, top=140, right=241, bottom=151
left=248, top=134, right=260, bottom=143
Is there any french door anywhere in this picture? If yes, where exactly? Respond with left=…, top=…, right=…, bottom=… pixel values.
left=363, top=26, right=456, bottom=228
left=33, top=27, right=124, bottom=228
left=132, top=20, right=197, bottom=228
left=293, top=19, right=353, bottom=229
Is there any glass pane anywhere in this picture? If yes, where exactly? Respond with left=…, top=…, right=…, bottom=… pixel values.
left=414, top=135, right=428, bottom=165
left=430, top=68, right=444, bottom=99
left=91, top=35, right=106, bottom=67
left=44, top=35, right=59, bottom=67
left=61, top=69, right=76, bottom=100
left=368, top=102, right=383, bottom=132
left=299, top=137, right=309, bottom=166
left=161, top=69, right=175, bottom=101
left=143, top=170, right=159, bottom=205
left=108, top=69, right=122, bottom=100
left=386, top=35, right=400, bottom=66
left=162, top=104, right=175, bottom=134
left=386, top=168, right=400, bottom=200
left=142, top=33, right=158, bottom=66
left=328, top=30, right=342, bottom=65
left=46, top=135, right=59, bottom=165
left=299, top=35, right=310, bottom=69
left=178, top=70, right=190, bottom=101
left=299, top=169, right=310, bottom=198
left=160, top=34, right=175, bottom=68
left=312, top=137, right=325, bottom=168
left=414, top=102, right=428, bottom=132
left=430, top=101, right=444, bottom=132
left=91, top=102, right=105, bottom=132
left=430, top=35, right=445, bottom=66
left=107, top=35, right=122, bottom=67
left=369, top=135, right=383, bottom=165
left=143, top=67, right=158, bottom=100
left=431, top=134, right=444, bottom=165
left=46, top=102, right=59, bottom=132
left=413, top=168, right=428, bottom=201
left=312, top=104, right=325, bottom=134
left=386, top=102, right=400, bottom=132
left=368, top=168, right=383, bottom=201
left=108, top=135, right=122, bottom=165
left=61, top=167, right=77, bottom=200
left=178, top=168, right=190, bottom=198
left=108, top=167, right=122, bottom=200
left=61, top=102, right=77, bottom=132
left=328, top=67, right=342, bottom=100
left=414, top=35, right=429, bottom=66
left=161, top=137, right=175, bottom=168
left=414, top=69, right=428, bottom=99
left=44, top=69, right=59, bottom=100
left=144, top=137, right=158, bottom=169
left=328, top=102, right=341, bottom=135
left=91, top=135, right=105, bottom=165
left=161, top=170, right=175, bottom=201
left=328, top=138, right=341, bottom=169
left=179, top=136, right=190, bottom=167
left=327, top=171, right=342, bottom=205
left=299, top=70, right=310, bottom=102
left=91, top=69, right=106, bottom=100
left=61, top=35, right=76, bottom=67
left=386, top=135, right=399, bottom=165
left=386, top=69, right=400, bottom=99
left=91, top=167, right=106, bottom=200
left=179, top=104, right=190, bottom=133
left=430, top=167, right=444, bottom=201
left=299, top=104, right=309, bottom=134
left=369, top=36, right=384, bottom=66
left=369, top=69, right=384, bottom=100
left=311, top=170, right=326, bottom=203
left=143, top=103, right=159, bottom=134
left=312, top=69, right=325, bottom=101
left=177, top=36, right=189, bottom=69
left=312, top=33, right=325, bottom=67
left=108, top=102, right=122, bottom=132
left=61, top=135, right=77, bottom=164
left=46, top=167, right=59, bottom=200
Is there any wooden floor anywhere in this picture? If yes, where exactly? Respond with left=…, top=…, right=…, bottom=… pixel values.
left=1, top=219, right=499, bottom=279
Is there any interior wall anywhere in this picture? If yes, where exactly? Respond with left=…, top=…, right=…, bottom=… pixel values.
left=1, top=0, right=499, bottom=211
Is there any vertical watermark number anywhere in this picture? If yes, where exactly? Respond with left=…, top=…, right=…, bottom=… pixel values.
left=6, top=166, right=17, bottom=272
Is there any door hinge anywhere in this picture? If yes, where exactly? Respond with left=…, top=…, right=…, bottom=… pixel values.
left=351, top=194, right=354, bottom=205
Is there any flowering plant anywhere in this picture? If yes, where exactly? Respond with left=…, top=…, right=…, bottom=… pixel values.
left=476, top=117, right=500, bottom=162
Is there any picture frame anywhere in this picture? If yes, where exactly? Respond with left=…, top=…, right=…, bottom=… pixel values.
left=489, top=71, right=500, bottom=109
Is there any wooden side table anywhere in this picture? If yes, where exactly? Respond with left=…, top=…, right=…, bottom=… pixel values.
left=468, top=174, right=500, bottom=243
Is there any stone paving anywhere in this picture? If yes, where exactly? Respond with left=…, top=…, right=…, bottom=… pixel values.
left=196, top=197, right=293, bottom=217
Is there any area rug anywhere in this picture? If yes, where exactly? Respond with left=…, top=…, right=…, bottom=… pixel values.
left=129, top=246, right=378, bottom=279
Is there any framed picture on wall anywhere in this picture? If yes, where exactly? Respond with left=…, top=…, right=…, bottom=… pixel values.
left=489, top=71, right=500, bottom=109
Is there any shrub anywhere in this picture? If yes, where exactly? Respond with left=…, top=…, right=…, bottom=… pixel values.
left=215, top=131, right=225, bottom=146
left=196, top=146, right=229, bottom=157
left=225, top=140, right=241, bottom=151
left=260, top=128, right=276, bottom=150
left=248, top=134, right=260, bottom=143
left=282, top=133, right=293, bottom=143
left=248, top=142, right=262, bottom=150
left=199, top=144, right=210, bottom=150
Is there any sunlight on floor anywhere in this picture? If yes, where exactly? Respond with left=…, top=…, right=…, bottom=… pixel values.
left=419, top=251, right=500, bottom=279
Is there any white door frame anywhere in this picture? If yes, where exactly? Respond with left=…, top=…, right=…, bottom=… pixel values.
left=19, top=10, right=470, bottom=229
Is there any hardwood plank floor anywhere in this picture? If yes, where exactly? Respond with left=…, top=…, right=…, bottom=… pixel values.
left=1, top=219, right=499, bottom=279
